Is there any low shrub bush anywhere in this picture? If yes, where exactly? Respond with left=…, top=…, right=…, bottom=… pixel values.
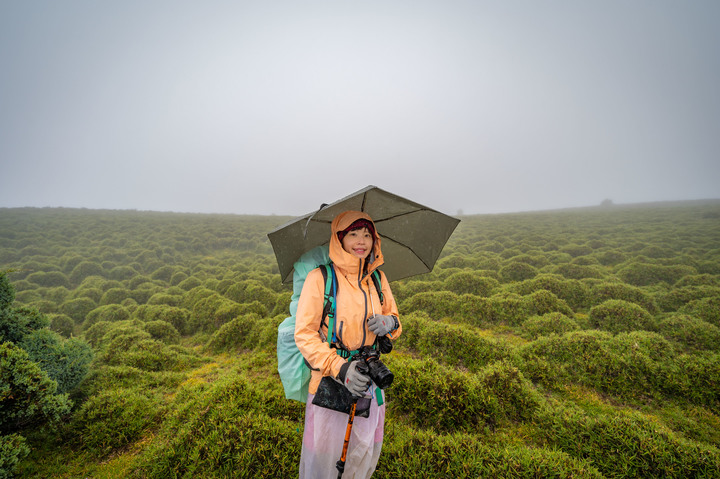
left=590, top=281, right=657, bottom=313
left=386, top=356, right=540, bottom=432
left=59, top=297, right=97, bottom=324
left=535, top=401, right=720, bottom=478
left=679, top=296, right=720, bottom=327
left=521, top=312, right=580, bottom=340
left=133, top=304, right=190, bottom=335
left=83, top=304, right=130, bottom=330
left=70, top=388, right=162, bottom=457
left=506, top=274, right=590, bottom=311
left=142, top=320, right=180, bottom=344
left=134, top=372, right=302, bottom=478
left=18, top=329, right=92, bottom=394
left=0, top=433, right=31, bottom=479
left=499, top=262, right=538, bottom=282
left=0, top=342, right=71, bottom=433
left=444, top=271, right=499, bottom=296
left=379, top=424, right=603, bottom=478
left=656, top=314, right=720, bottom=351
left=588, top=300, right=654, bottom=334
left=48, top=314, right=75, bottom=337
left=398, top=313, right=513, bottom=371
left=655, top=285, right=720, bottom=312
left=401, top=291, right=459, bottom=320
left=617, top=262, right=697, bottom=286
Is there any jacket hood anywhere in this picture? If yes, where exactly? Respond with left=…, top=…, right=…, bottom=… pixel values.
left=330, top=211, right=384, bottom=277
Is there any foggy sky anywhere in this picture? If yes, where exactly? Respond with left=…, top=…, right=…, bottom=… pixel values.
left=1, top=1, right=719, bottom=217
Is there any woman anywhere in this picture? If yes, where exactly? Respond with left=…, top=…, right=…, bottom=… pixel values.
left=295, top=210, right=401, bottom=478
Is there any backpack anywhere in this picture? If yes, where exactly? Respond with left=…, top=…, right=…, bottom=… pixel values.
left=276, top=245, right=384, bottom=402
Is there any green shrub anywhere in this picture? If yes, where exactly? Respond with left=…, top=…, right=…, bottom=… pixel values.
left=680, top=296, right=720, bottom=327
left=595, top=249, right=627, bottom=266
left=0, top=305, right=49, bottom=344
left=0, top=433, right=31, bottom=479
left=150, top=265, right=175, bottom=282
left=656, top=286, right=720, bottom=312
left=134, top=371, right=302, bottom=478
left=487, top=293, right=527, bottom=326
left=522, top=290, right=573, bottom=317
left=146, top=292, right=182, bottom=307
left=59, top=297, right=97, bottom=323
left=499, top=262, right=538, bottom=282
left=70, top=388, right=162, bottom=457
left=107, top=265, right=136, bottom=281
left=69, top=261, right=104, bottom=285
left=0, top=342, right=71, bottom=433
left=18, top=329, right=92, bottom=394
left=506, top=274, right=591, bottom=311
left=663, top=352, right=720, bottom=407
left=99, top=327, right=194, bottom=372
left=379, top=425, right=603, bottom=478
left=398, top=313, right=513, bottom=371
left=674, top=274, right=720, bottom=288
left=617, top=262, right=697, bottom=286
left=177, top=276, right=202, bottom=291
left=0, top=275, right=14, bottom=310
left=48, top=314, right=75, bottom=337
left=589, top=300, right=654, bottom=334
left=590, top=282, right=657, bottom=313
left=25, top=271, right=70, bottom=288
left=401, top=291, right=459, bottom=320
left=142, top=320, right=180, bottom=344
left=83, top=304, right=130, bottom=330
left=133, top=304, right=190, bottom=335
left=536, top=401, right=720, bottom=478
left=555, top=263, right=605, bottom=280
left=224, top=280, right=277, bottom=307
left=387, top=357, right=541, bottom=432
left=656, top=314, right=720, bottom=351
left=99, top=287, right=132, bottom=305
left=521, top=312, right=579, bottom=340
left=519, top=330, right=677, bottom=400
left=168, top=271, right=188, bottom=286
left=559, top=244, right=593, bottom=257
left=444, top=271, right=499, bottom=296
left=205, top=313, right=268, bottom=353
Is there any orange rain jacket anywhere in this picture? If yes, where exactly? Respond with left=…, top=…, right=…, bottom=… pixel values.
left=295, top=211, right=401, bottom=395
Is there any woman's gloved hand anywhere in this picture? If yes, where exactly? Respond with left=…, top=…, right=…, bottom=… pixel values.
left=368, top=314, right=398, bottom=337
left=338, top=361, right=371, bottom=397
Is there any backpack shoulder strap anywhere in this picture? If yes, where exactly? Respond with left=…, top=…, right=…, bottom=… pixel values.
left=371, top=270, right=384, bottom=305
left=319, top=263, right=337, bottom=345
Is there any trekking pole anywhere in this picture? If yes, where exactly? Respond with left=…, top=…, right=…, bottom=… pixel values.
left=336, top=398, right=358, bottom=479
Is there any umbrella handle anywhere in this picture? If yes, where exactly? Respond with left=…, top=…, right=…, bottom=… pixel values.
left=304, top=203, right=329, bottom=239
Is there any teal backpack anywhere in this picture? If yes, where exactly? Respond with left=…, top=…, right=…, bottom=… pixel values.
left=276, top=245, right=383, bottom=402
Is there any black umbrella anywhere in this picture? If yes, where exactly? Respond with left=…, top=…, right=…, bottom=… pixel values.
left=268, top=185, right=460, bottom=283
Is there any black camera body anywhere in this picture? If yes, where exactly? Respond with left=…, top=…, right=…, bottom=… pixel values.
left=354, top=342, right=394, bottom=390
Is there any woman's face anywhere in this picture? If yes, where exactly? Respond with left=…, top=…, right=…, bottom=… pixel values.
left=341, top=227, right=373, bottom=259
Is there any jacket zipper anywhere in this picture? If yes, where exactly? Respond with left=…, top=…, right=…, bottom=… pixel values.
left=358, top=259, right=368, bottom=348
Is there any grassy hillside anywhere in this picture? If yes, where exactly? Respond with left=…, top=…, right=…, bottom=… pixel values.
left=1, top=201, right=719, bottom=478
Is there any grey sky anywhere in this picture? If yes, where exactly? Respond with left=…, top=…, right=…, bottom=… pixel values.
left=1, top=1, right=718, bottom=216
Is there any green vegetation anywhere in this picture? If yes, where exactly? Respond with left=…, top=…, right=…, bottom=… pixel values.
left=1, top=201, right=719, bottom=478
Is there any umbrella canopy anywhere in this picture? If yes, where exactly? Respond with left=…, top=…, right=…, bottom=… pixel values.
left=268, top=185, right=460, bottom=283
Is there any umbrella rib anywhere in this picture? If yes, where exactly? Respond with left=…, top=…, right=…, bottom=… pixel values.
left=380, top=233, right=433, bottom=271
left=373, top=208, right=430, bottom=223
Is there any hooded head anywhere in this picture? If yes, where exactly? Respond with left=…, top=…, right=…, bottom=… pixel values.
left=330, top=211, right=384, bottom=276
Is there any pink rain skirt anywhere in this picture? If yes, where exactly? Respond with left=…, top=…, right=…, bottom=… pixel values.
left=299, top=391, right=386, bottom=479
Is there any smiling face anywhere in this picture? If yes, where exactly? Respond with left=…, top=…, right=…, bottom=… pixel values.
left=341, top=226, right=373, bottom=260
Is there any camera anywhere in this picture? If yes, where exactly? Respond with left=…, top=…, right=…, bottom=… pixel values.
left=354, top=342, right=394, bottom=390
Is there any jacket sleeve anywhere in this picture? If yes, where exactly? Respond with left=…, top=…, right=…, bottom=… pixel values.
left=295, top=268, right=347, bottom=379
left=379, top=271, right=402, bottom=340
